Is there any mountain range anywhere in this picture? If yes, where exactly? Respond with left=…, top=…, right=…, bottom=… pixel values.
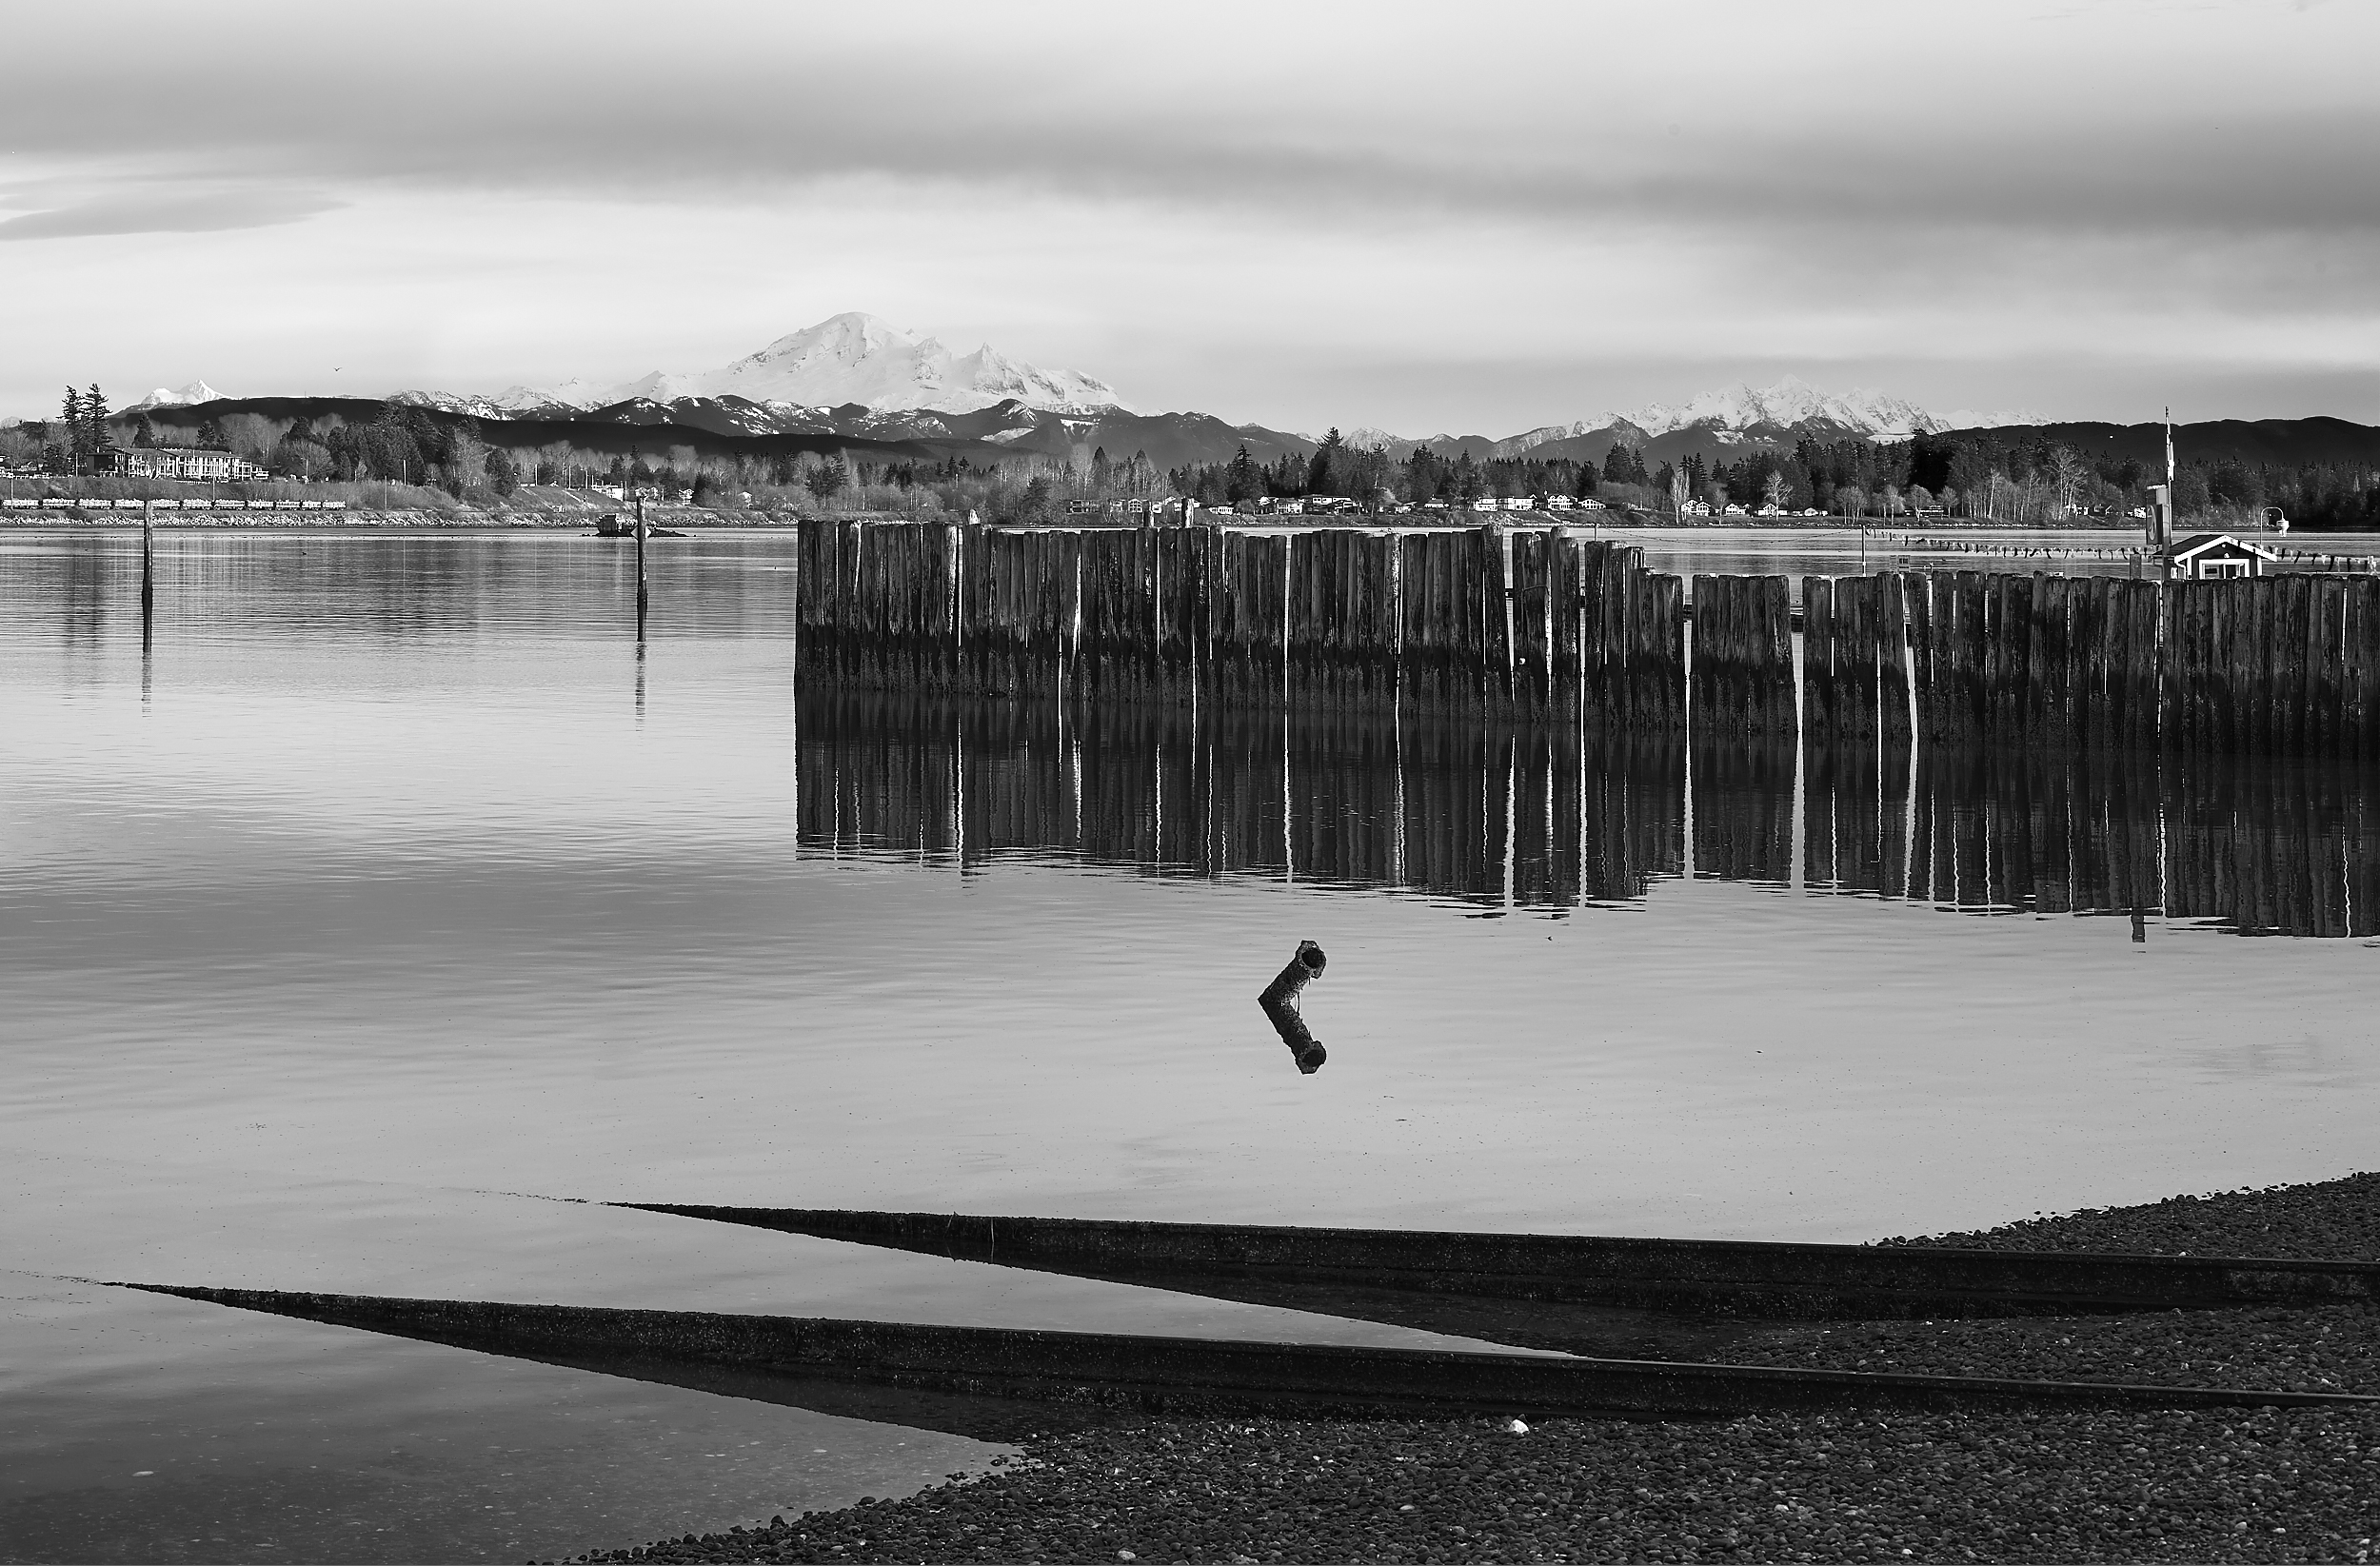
left=127, top=313, right=2272, bottom=476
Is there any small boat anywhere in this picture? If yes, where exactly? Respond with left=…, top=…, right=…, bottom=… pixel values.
left=590, top=514, right=687, bottom=539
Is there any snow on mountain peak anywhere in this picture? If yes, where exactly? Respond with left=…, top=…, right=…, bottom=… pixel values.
left=608, top=313, right=1126, bottom=415
left=391, top=313, right=1128, bottom=418
left=128, top=381, right=227, bottom=410
left=1456, top=378, right=2043, bottom=457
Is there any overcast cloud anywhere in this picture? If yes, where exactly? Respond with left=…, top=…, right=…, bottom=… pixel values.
left=3, top=0, right=2373, bottom=432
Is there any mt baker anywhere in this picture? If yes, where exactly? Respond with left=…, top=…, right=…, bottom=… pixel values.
left=408, top=312, right=1127, bottom=421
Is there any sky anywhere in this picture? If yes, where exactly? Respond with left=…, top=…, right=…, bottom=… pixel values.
left=4, top=0, right=2375, bottom=435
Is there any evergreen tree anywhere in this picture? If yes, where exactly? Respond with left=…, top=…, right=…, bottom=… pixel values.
left=1223, top=444, right=1263, bottom=503
left=1453, top=450, right=1485, bottom=502
left=61, top=388, right=83, bottom=473
left=1307, top=426, right=1344, bottom=496
left=486, top=448, right=522, bottom=499
left=78, top=385, right=110, bottom=472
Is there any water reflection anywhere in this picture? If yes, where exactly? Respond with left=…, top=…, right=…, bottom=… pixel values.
left=801, top=695, right=2380, bottom=936
left=794, top=694, right=1684, bottom=909
left=1795, top=743, right=2377, bottom=936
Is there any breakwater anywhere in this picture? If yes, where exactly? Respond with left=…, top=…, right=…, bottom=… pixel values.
left=793, top=519, right=2380, bottom=760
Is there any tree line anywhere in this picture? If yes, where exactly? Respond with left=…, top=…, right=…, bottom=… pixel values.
left=12, top=392, right=2375, bottom=529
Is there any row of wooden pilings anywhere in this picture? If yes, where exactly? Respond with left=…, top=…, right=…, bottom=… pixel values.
left=1813, top=570, right=2380, bottom=760
left=795, top=519, right=1684, bottom=728
left=794, top=519, right=2380, bottom=759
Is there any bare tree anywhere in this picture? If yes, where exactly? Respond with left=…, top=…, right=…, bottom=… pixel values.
left=2051, top=446, right=2091, bottom=520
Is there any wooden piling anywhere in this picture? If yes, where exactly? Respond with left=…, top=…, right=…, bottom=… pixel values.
left=1878, top=571, right=1912, bottom=747
left=1550, top=531, right=1585, bottom=725
left=2273, top=575, right=2311, bottom=757
left=1837, top=575, right=1876, bottom=743
left=2311, top=577, right=2346, bottom=762
left=2350, top=579, right=2380, bottom=769
left=1802, top=577, right=1835, bottom=740
left=1471, top=526, right=1510, bottom=714
left=1512, top=530, right=1554, bottom=722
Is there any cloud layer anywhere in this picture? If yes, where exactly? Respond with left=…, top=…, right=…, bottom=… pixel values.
left=4, top=0, right=2374, bottom=430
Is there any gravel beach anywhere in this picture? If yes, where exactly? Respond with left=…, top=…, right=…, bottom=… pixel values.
left=569, top=1175, right=2380, bottom=1564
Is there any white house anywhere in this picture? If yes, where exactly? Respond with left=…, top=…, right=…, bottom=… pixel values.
left=2169, top=532, right=2277, bottom=581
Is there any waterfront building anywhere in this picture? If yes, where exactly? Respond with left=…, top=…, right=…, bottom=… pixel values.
left=98, top=446, right=268, bottom=482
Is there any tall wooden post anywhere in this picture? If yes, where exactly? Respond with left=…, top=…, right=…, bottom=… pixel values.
left=140, top=497, right=155, bottom=630
left=634, top=488, right=648, bottom=638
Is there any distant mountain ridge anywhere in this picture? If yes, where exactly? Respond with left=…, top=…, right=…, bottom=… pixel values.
left=129, top=329, right=2363, bottom=482
left=77, top=387, right=2380, bottom=503
left=1350, top=377, right=2042, bottom=465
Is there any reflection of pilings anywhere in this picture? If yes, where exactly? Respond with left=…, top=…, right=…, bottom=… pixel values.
left=1692, top=739, right=1795, bottom=887
left=1287, top=704, right=1402, bottom=887
left=1582, top=736, right=1684, bottom=904
left=1786, top=742, right=2375, bottom=938
left=795, top=693, right=1683, bottom=910
left=1512, top=725, right=1583, bottom=908
left=794, top=691, right=2380, bottom=937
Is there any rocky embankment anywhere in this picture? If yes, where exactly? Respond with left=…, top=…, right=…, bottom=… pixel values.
left=566, top=1175, right=2380, bottom=1565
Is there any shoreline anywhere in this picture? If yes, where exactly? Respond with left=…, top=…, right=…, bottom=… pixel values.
left=569, top=1174, right=2380, bottom=1565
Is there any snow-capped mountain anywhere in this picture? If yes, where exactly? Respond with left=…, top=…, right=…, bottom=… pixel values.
left=127, top=381, right=228, bottom=411
left=412, top=312, right=1128, bottom=420
left=1515, top=376, right=2039, bottom=452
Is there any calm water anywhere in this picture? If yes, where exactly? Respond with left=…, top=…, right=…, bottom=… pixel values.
left=6, top=528, right=2376, bottom=1561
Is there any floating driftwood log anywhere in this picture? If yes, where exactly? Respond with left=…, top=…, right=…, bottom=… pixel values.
left=1259, top=940, right=1328, bottom=1074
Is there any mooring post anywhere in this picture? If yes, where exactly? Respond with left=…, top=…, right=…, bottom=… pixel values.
left=140, top=497, right=155, bottom=629
left=634, top=488, right=648, bottom=638
left=1259, top=939, right=1328, bottom=1074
